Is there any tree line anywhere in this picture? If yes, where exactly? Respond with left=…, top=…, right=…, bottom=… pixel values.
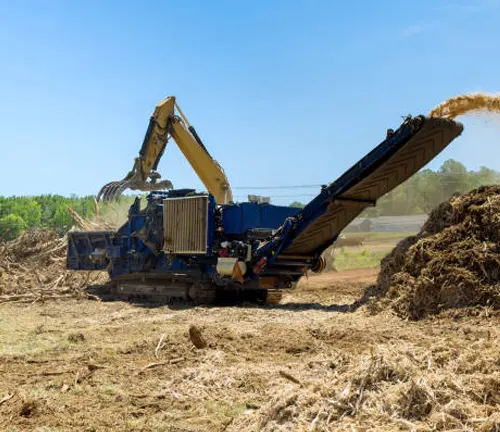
left=289, top=159, right=500, bottom=217
left=1, top=159, right=499, bottom=241
left=0, top=194, right=135, bottom=241
left=0, top=195, right=96, bottom=240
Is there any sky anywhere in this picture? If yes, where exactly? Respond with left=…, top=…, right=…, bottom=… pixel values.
left=1, top=0, right=500, bottom=205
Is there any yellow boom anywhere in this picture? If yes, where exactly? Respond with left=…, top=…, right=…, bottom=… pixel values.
left=97, top=97, right=233, bottom=204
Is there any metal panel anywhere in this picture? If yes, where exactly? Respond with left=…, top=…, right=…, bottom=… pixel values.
left=163, top=196, right=208, bottom=254
left=222, top=203, right=300, bottom=234
left=67, top=231, right=121, bottom=270
left=260, top=205, right=301, bottom=228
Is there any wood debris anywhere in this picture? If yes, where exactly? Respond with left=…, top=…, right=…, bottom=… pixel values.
left=188, top=324, right=207, bottom=349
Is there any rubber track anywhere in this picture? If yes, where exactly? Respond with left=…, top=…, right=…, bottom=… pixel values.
left=265, top=289, right=283, bottom=305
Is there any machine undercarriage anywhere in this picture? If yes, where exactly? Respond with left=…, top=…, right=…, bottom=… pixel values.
left=87, top=274, right=284, bottom=305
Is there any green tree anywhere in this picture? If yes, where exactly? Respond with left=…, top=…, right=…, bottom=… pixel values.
left=438, top=159, right=470, bottom=198
left=0, top=214, right=26, bottom=241
left=471, top=166, right=500, bottom=189
left=289, top=201, right=305, bottom=208
left=53, top=204, right=72, bottom=233
left=10, top=199, right=42, bottom=228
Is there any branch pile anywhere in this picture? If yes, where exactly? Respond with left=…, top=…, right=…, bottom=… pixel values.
left=233, top=339, right=500, bottom=431
left=0, top=214, right=109, bottom=303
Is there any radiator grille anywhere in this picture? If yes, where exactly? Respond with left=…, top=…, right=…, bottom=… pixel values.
left=163, top=196, right=208, bottom=254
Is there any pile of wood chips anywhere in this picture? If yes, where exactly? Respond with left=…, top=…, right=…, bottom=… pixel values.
left=377, top=186, right=500, bottom=319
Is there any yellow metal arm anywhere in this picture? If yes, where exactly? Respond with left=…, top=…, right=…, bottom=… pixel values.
left=98, top=96, right=233, bottom=204
left=170, top=113, right=233, bottom=204
left=137, top=96, right=177, bottom=181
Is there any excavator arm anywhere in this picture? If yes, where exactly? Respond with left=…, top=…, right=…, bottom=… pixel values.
left=97, top=97, right=233, bottom=204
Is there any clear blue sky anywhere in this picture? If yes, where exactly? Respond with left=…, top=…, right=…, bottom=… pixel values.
left=1, top=0, right=500, bottom=205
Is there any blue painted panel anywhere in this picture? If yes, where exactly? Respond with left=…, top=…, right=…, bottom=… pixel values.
left=260, top=205, right=300, bottom=229
left=206, top=195, right=216, bottom=253
left=222, top=203, right=300, bottom=234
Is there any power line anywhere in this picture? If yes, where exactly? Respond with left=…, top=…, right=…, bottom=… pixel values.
left=234, top=194, right=316, bottom=199
left=232, top=171, right=490, bottom=190
left=232, top=184, right=323, bottom=190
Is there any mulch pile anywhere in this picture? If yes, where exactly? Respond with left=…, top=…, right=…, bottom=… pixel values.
left=377, top=185, right=500, bottom=319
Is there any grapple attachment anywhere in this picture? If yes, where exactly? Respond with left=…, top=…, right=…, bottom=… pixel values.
left=97, top=158, right=173, bottom=202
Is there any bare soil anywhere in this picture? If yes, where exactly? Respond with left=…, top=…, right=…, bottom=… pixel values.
left=1, top=268, right=499, bottom=432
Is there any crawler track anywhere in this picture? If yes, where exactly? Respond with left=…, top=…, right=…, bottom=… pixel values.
left=86, top=278, right=282, bottom=306
left=265, top=289, right=283, bottom=305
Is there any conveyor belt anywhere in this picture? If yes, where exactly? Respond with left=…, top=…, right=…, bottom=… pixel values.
left=280, top=116, right=463, bottom=256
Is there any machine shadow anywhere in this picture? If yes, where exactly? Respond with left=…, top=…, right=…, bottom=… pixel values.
left=266, top=284, right=380, bottom=312
left=264, top=302, right=352, bottom=312
left=84, top=284, right=377, bottom=313
left=84, top=284, right=196, bottom=310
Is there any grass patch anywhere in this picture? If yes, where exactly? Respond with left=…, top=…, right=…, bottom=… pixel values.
left=0, top=330, right=70, bottom=357
left=343, top=231, right=417, bottom=239
left=204, top=400, right=248, bottom=418
left=100, top=385, right=121, bottom=396
left=333, top=248, right=387, bottom=271
left=34, top=428, right=66, bottom=432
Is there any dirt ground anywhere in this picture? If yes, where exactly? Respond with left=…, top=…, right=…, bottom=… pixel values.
left=1, top=268, right=499, bottom=431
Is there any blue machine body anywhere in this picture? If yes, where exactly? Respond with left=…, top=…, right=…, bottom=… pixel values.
left=221, top=202, right=300, bottom=235
left=67, top=190, right=299, bottom=282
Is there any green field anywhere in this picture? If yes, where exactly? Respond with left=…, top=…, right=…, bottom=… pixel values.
left=333, top=248, right=388, bottom=271
left=343, top=231, right=417, bottom=239
left=329, top=231, right=417, bottom=271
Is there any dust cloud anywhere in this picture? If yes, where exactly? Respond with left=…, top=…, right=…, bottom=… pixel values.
left=94, top=196, right=137, bottom=227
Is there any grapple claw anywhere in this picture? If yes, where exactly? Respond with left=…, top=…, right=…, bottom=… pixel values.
left=97, top=158, right=173, bottom=202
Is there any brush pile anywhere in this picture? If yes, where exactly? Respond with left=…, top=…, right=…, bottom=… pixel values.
left=0, top=216, right=109, bottom=303
left=377, top=186, right=500, bottom=319
left=237, top=340, right=500, bottom=431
